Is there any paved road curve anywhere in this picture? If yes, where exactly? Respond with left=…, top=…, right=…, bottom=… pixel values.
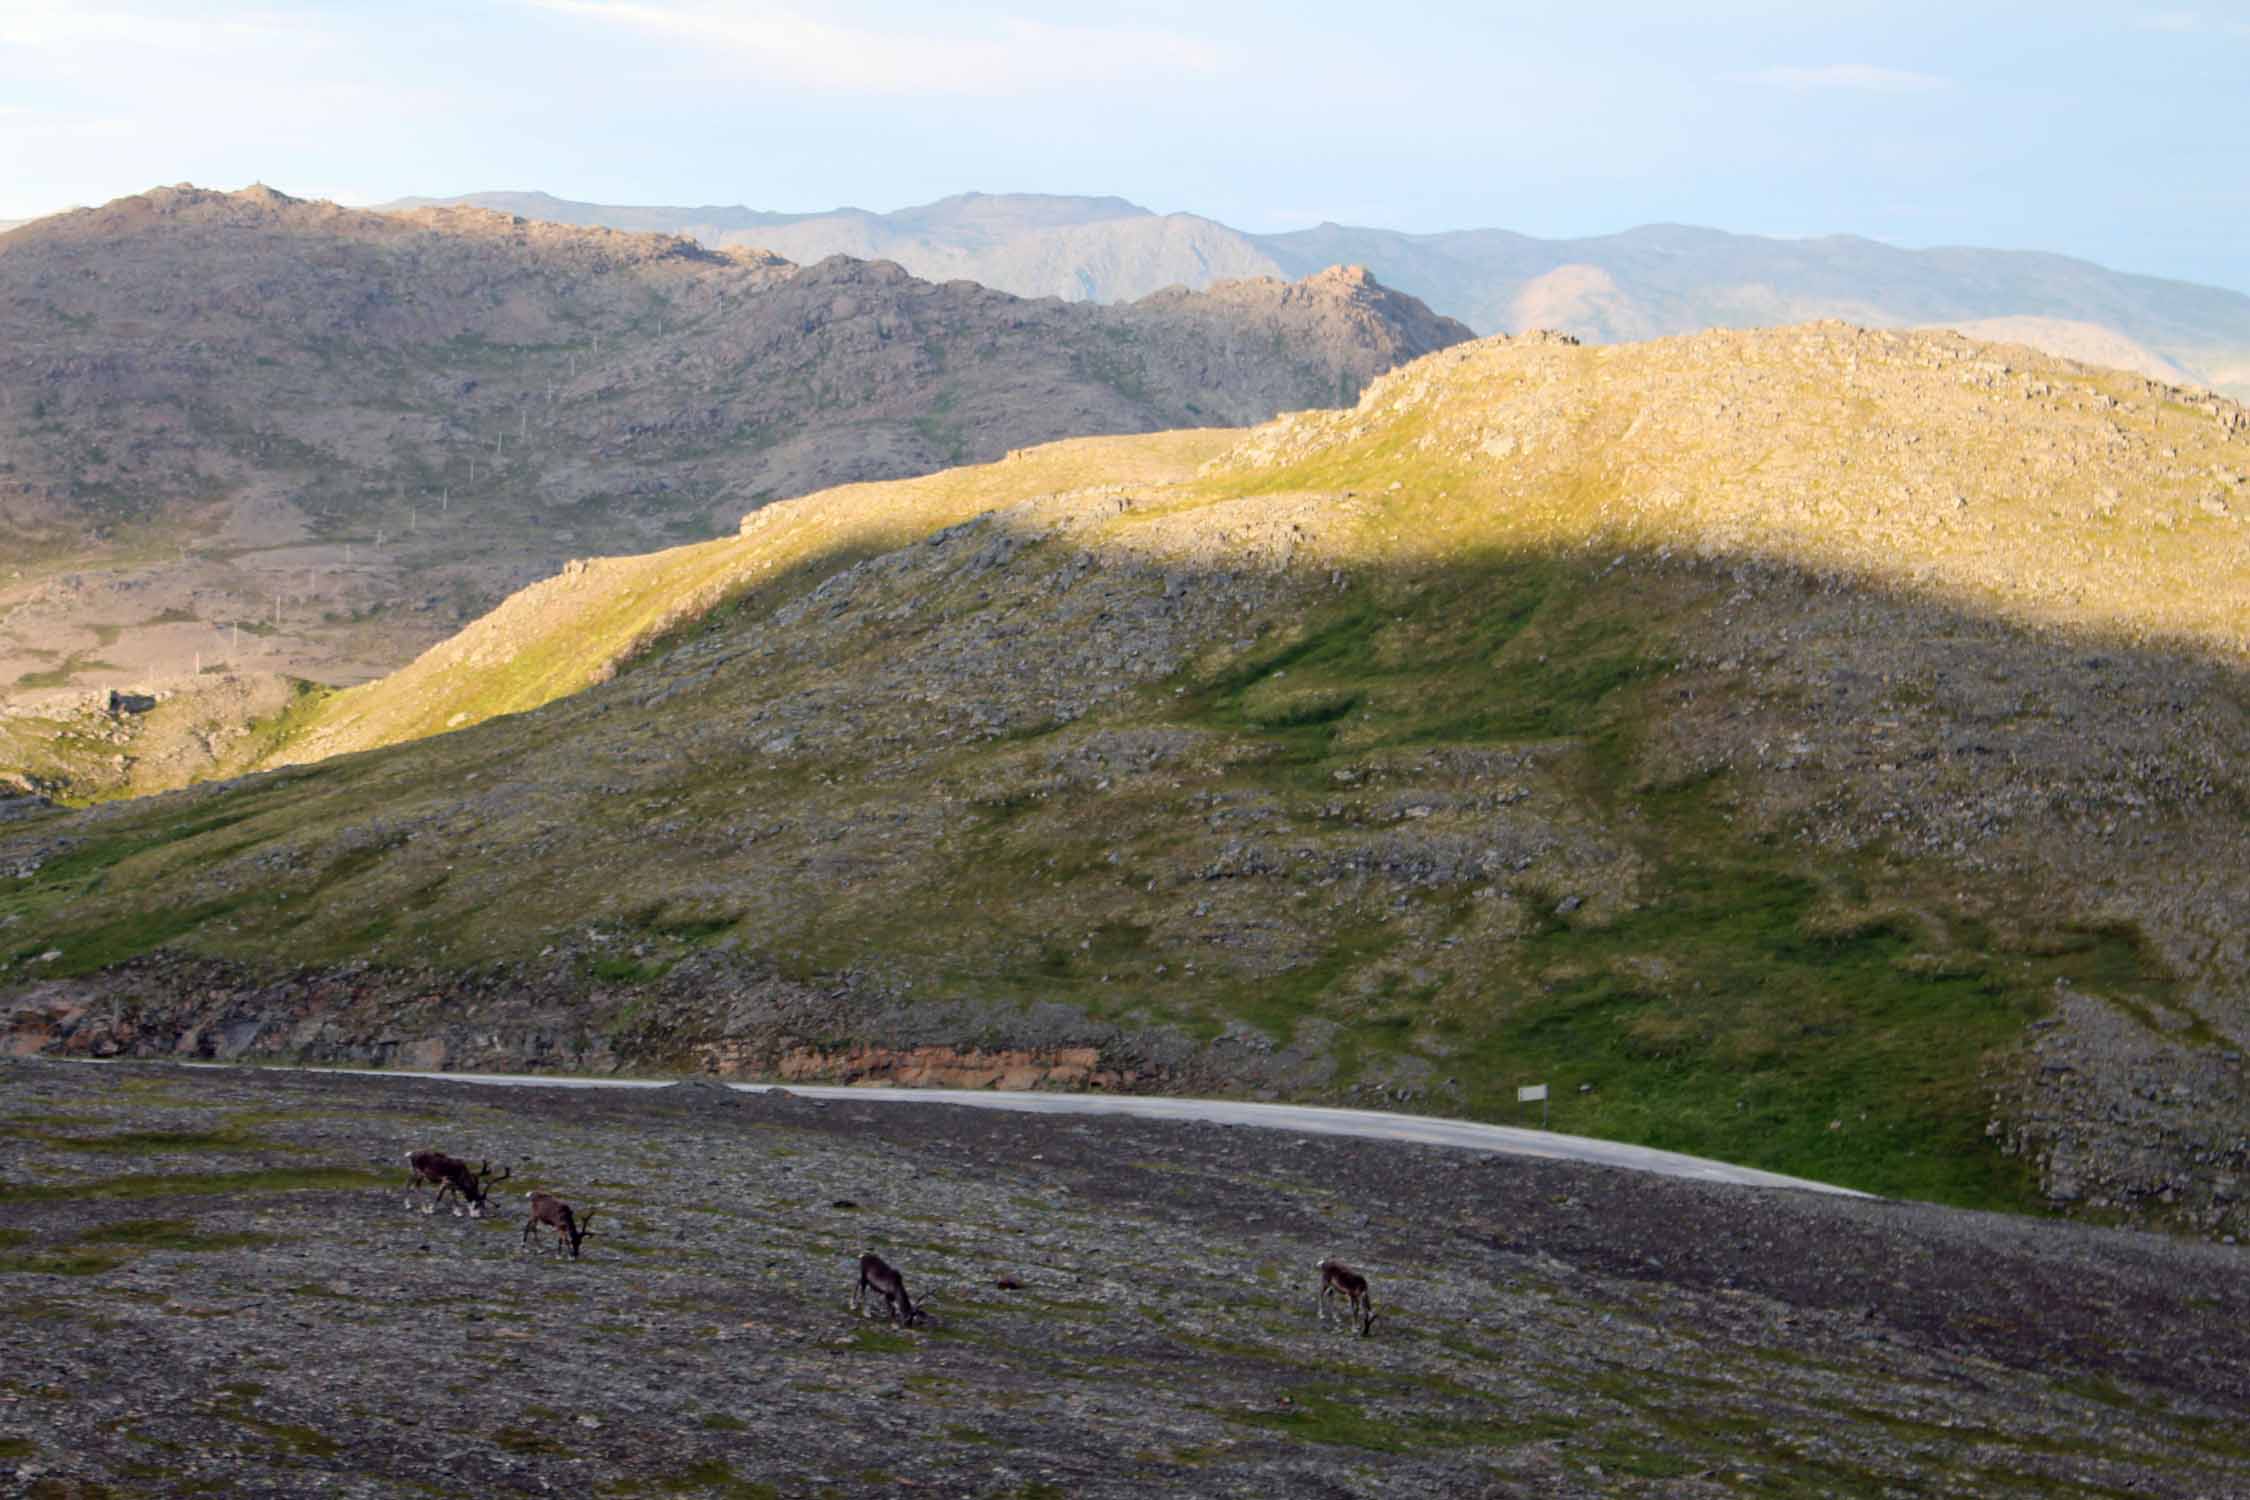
left=164, top=1061, right=1868, bottom=1198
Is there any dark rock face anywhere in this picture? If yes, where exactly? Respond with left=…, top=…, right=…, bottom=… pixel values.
left=0, top=792, right=51, bottom=824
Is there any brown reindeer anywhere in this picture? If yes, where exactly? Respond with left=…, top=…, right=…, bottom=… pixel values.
left=1317, top=1257, right=1377, bottom=1336
left=521, top=1191, right=596, bottom=1259
left=403, top=1151, right=510, bottom=1218
left=852, top=1251, right=920, bottom=1327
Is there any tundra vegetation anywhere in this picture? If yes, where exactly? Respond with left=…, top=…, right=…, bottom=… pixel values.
left=2, top=323, right=2246, bottom=1237
left=0, top=1060, right=2245, bottom=1496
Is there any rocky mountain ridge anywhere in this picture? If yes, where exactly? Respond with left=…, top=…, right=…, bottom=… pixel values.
left=392, top=189, right=2250, bottom=399
left=3, top=320, right=2245, bottom=1238
left=0, top=184, right=1466, bottom=797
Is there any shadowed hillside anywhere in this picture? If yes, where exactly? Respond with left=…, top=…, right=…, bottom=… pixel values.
left=3, top=322, right=2245, bottom=1236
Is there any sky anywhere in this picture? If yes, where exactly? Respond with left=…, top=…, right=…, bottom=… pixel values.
left=2, top=0, right=2246, bottom=294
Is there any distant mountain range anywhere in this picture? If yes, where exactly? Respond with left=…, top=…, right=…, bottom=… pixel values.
left=387, top=191, right=2250, bottom=399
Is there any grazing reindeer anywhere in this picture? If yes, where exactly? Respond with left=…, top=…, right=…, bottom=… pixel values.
left=403, top=1151, right=510, bottom=1218
left=1317, top=1258, right=1377, bottom=1336
left=852, top=1251, right=921, bottom=1327
left=521, top=1191, right=596, bottom=1259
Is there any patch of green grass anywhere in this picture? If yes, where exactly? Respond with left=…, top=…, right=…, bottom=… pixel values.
left=15, top=652, right=124, bottom=690
left=493, top=1426, right=572, bottom=1455
left=1452, top=830, right=2174, bottom=1207
left=225, top=1412, right=340, bottom=1460
left=1183, top=555, right=1642, bottom=766
left=43, top=1130, right=263, bottom=1155
left=844, top=1323, right=919, bottom=1354
left=0, top=1166, right=391, bottom=1204
left=0, top=1438, right=35, bottom=1459
left=0, top=1214, right=277, bottom=1275
left=15, top=892, right=253, bottom=978
left=233, top=679, right=333, bottom=769
left=1224, top=1387, right=1487, bottom=1454
left=1582, top=1438, right=1702, bottom=1479
left=75, top=1218, right=277, bottom=1253
left=1222, top=917, right=1403, bottom=1047
left=0, top=1247, right=130, bottom=1277
left=652, top=1458, right=778, bottom=1498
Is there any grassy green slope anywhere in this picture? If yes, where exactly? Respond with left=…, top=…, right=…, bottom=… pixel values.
left=5, top=324, right=2245, bottom=1221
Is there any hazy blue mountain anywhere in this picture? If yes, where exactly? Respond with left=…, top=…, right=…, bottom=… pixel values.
left=388, top=191, right=2250, bottom=396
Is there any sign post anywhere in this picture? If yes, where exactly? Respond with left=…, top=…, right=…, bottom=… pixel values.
left=1517, top=1082, right=1549, bottom=1129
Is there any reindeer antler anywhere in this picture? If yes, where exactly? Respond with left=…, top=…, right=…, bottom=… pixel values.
left=483, top=1162, right=512, bottom=1186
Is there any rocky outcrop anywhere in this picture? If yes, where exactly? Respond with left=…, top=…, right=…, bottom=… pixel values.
left=0, top=954, right=1205, bottom=1094
left=1997, top=989, right=2250, bottom=1235
left=769, top=1043, right=1145, bottom=1090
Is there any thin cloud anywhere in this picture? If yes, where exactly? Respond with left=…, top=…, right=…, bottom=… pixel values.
left=2132, top=10, right=2250, bottom=34
left=522, top=0, right=1237, bottom=95
left=1744, top=64, right=1951, bottom=93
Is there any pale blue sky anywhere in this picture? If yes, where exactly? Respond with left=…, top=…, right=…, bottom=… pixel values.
left=3, top=0, right=2244, bottom=292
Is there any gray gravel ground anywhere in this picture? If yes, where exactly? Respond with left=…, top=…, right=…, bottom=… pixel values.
left=3, top=1059, right=2246, bottom=1498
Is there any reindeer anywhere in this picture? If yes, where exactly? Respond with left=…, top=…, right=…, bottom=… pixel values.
left=403, top=1151, right=510, bottom=1218
left=1317, top=1257, right=1377, bottom=1336
left=851, top=1251, right=920, bottom=1327
left=521, top=1191, right=596, bottom=1259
